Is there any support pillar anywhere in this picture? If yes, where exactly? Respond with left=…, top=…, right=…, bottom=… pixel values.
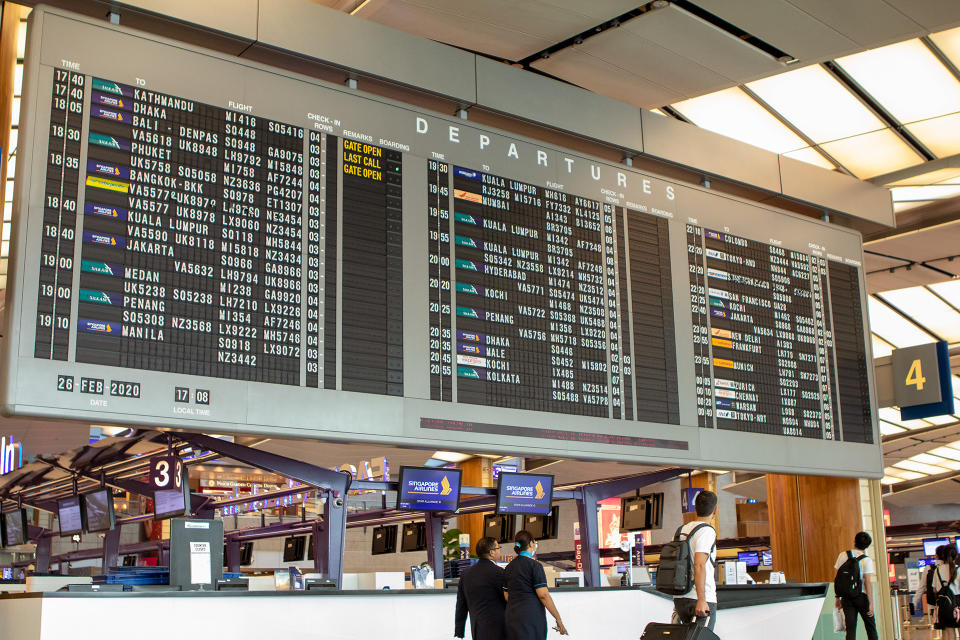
left=225, top=536, right=241, bottom=573
left=320, top=490, right=347, bottom=586
left=312, top=519, right=325, bottom=574
left=457, top=457, right=489, bottom=552
left=102, top=526, right=121, bottom=572
left=425, top=512, right=445, bottom=580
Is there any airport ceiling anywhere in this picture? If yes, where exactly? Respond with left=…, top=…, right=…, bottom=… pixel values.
left=1, top=3, right=960, bottom=503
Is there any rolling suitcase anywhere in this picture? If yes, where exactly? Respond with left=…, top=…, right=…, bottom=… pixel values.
left=641, top=617, right=720, bottom=639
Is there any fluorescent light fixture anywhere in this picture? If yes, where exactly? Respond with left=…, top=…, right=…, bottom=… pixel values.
left=880, top=475, right=903, bottom=485
left=884, top=467, right=924, bottom=481
left=893, top=201, right=933, bottom=213
left=431, top=451, right=472, bottom=463
left=16, top=21, right=26, bottom=59
left=878, top=407, right=931, bottom=429
left=930, top=281, right=960, bottom=311
left=893, top=459, right=946, bottom=475
left=867, top=296, right=936, bottom=348
left=818, top=129, right=922, bottom=179
left=912, top=452, right=951, bottom=466
left=907, top=113, right=960, bottom=158
left=13, top=66, right=22, bottom=96
left=879, top=287, right=960, bottom=341
left=349, top=0, right=372, bottom=15
left=746, top=64, right=885, bottom=144
left=836, top=39, right=960, bottom=124
left=871, top=335, right=894, bottom=358
left=671, top=87, right=809, bottom=154
left=930, top=26, right=960, bottom=75
left=782, top=146, right=835, bottom=170
left=931, top=446, right=960, bottom=461
left=879, top=421, right=906, bottom=435
left=930, top=458, right=960, bottom=471
left=890, top=184, right=960, bottom=202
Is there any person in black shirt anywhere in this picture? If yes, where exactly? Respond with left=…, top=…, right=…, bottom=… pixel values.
left=503, top=530, right=568, bottom=639
left=455, top=536, right=507, bottom=640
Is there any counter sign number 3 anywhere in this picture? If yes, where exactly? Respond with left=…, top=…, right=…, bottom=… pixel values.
left=151, top=455, right=184, bottom=492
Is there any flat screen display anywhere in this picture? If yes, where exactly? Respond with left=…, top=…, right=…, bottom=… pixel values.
left=1, top=7, right=883, bottom=484
left=495, top=472, right=554, bottom=515
left=371, top=525, right=397, bottom=555
left=3, top=509, right=27, bottom=546
left=153, top=464, right=189, bottom=520
left=401, top=522, right=427, bottom=552
left=82, top=488, right=115, bottom=532
left=923, top=538, right=951, bottom=557
left=396, top=466, right=461, bottom=512
left=761, top=550, right=772, bottom=567
left=738, top=551, right=759, bottom=567
left=58, top=496, right=84, bottom=536
left=282, top=536, right=305, bottom=562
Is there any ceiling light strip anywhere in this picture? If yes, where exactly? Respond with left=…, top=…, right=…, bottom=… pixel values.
left=669, top=0, right=795, bottom=63
left=921, top=36, right=960, bottom=87
left=659, top=105, right=692, bottom=124
left=928, top=284, right=960, bottom=315
left=822, top=61, right=935, bottom=163
left=739, top=85, right=850, bottom=176
left=874, top=292, right=946, bottom=343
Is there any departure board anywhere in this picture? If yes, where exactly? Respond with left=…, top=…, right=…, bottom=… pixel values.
left=2, top=8, right=882, bottom=477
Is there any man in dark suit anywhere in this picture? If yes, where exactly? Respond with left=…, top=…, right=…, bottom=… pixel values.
left=455, top=536, right=506, bottom=640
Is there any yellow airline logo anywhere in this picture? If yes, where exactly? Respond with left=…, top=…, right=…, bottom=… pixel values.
left=440, top=476, right=452, bottom=496
left=535, top=481, right=545, bottom=500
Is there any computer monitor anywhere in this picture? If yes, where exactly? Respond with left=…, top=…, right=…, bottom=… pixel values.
left=282, top=536, right=306, bottom=562
left=82, top=488, right=115, bottom=533
left=153, top=463, right=190, bottom=520
left=122, top=555, right=137, bottom=567
left=401, top=522, right=427, bottom=552
left=495, top=472, right=554, bottom=516
left=918, top=557, right=938, bottom=568
left=522, top=506, right=559, bottom=541
left=555, top=576, right=580, bottom=588
left=738, top=551, right=760, bottom=568
left=240, top=542, right=254, bottom=566
left=621, top=493, right=664, bottom=531
left=58, top=497, right=84, bottom=537
left=396, top=466, right=461, bottom=512
left=923, top=537, right=951, bottom=557
left=3, top=509, right=28, bottom=546
left=483, top=513, right=516, bottom=544
left=762, top=550, right=773, bottom=567
left=371, top=525, right=398, bottom=555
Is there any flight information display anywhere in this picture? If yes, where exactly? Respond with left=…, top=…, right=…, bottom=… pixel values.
left=2, top=8, right=881, bottom=477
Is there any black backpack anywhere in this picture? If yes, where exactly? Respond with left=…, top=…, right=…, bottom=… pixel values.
left=656, top=523, right=715, bottom=596
left=934, top=566, right=960, bottom=628
left=834, top=551, right=866, bottom=599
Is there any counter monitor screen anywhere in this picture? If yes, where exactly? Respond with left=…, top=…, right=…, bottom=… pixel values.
left=923, top=538, right=951, bottom=557
left=738, top=551, right=759, bottom=567
left=496, top=472, right=554, bottom=515
left=371, top=525, right=397, bottom=555
left=762, top=550, right=772, bottom=567
left=3, top=509, right=28, bottom=546
left=153, top=464, right=190, bottom=520
left=396, top=467, right=461, bottom=512
left=282, top=536, right=306, bottom=562
left=918, top=557, right=938, bottom=568
left=82, top=488, right=115, bottom=532
left=523, top=506, right=559, bottom=540
left=58, top=496, right=84, bottom=536
left=401, top=522, right=427, bottom=552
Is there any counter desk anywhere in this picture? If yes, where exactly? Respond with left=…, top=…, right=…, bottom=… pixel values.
left=0, top=582, right=828, bottom=640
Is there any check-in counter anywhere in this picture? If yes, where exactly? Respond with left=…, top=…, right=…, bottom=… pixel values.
left=0, top=582, right=827, bottom=640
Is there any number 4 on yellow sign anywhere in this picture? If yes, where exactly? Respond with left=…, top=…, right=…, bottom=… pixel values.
left=906, top=358, right=926, bottom=391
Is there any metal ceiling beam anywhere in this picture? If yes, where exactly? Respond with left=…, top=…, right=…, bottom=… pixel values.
left=882, top=420, right=960, bottom=445
left=822, top=60, right=935, bottom=163
left=885, top=468, right=960, bottom=494
left=867, top=152, right=960, bottom=186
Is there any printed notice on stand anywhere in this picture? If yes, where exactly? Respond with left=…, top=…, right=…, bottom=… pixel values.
left=190, top=541, right=211, bottom=585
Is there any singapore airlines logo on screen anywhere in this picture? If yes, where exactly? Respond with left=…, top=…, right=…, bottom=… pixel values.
left=535, top=481, right=545, bottom=500
left=409, top=475, right=453, bottom=496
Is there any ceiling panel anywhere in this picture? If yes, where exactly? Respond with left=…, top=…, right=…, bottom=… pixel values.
left=786, top=0, right=924, bottom=46
left=354, top=0, right=639, bottom=61
left=865, top=220, right=960, bottom=263
left=695, top=0, right=856, bottom=61
left=884, top=0, right=960, bottom=31
left=531, top=48, right=684, bottom=108
left=622, top=5, right=782, bottom=83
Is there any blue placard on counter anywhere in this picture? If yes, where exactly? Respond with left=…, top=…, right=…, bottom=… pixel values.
left=496, top=472, right=554, bottom=515
left=396, top=466, right=462, bottom=512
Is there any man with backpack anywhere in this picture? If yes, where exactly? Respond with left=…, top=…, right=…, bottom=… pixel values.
left=666, top=490, right=719, bottom=631
left=834, top=531, right=877, bottom=640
